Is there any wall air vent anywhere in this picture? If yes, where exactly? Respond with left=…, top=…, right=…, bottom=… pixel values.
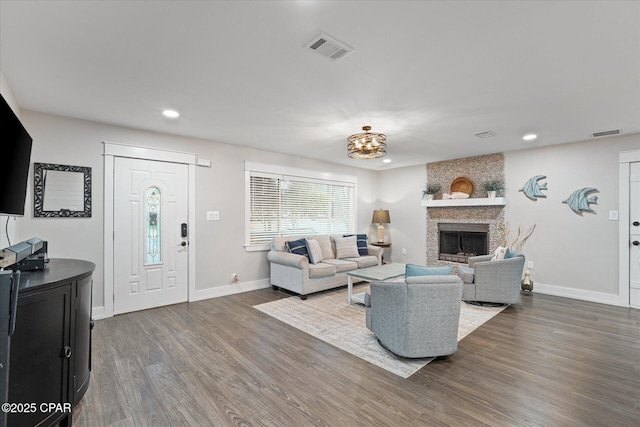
left=591, top=128, right=623, bottom=138
left=474, top=130, right=497, bottom=138
left=305, top=33, right=353, bottom=62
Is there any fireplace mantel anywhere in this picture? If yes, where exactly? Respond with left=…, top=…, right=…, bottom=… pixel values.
left=421, top=197, right=507, bottom=208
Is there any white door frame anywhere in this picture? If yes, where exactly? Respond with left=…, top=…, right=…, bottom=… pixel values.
left=619, top=149, right=640, bottom=307
left=103, top=142, right=197, bottom=318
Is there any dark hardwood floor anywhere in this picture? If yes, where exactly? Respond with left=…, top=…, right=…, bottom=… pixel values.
left=73, top=288, right=640, bottom=426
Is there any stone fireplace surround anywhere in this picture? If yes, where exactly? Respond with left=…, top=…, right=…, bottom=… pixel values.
left=425, top=153, right=505, bottom=266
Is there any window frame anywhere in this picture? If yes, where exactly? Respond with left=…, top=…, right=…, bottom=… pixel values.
left=244, top=162, right=358, bottom=251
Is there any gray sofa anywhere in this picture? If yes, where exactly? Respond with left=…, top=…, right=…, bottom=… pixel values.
left=268, top=234, right=382, bottom=300
left=456, top=251, right=525, bottom=305
left=365, top=275, right=463, bottom=358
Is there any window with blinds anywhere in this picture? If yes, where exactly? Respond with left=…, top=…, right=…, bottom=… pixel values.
left=247, top=167, right=356, bottom=248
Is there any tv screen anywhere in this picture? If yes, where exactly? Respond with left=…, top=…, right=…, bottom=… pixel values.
left=0, top=94, right=33, bottom=216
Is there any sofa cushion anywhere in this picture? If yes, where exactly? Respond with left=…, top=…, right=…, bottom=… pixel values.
left=406, top=264, right=453, bottom=277
left=313, top=235, right=335, bottom=260
left=335, top=235, right=360, bottom=259
left=308, top=262, right=336, bottom=278
left=456, top=265, right=475, bottom=284
left=286, top=238, right=309, bottom=258
left=344, top=255, right=378, bottom=268
left=305, top=238, right=323, bottom=264
left=344, top=234, right=369, bottom=255
left=323, top=258, right=358, bottom=273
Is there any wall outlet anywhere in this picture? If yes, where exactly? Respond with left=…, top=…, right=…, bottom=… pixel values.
left=207, top=211, right=220, bottom=221
left=231, top=273, right=239, bottom=283
left=609, top=210, right=619, bottom=221
left=528, top=261, right=534, bottom=269
left=401, top=248, right=407, bottom=255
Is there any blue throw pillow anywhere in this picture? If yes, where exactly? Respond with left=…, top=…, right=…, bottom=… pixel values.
left=504, top=249, right=515, bottom=259
left=405, top=264, right=453, bottom=277
left=286, top=238, right=309, bottom=258
left=344, top=234, right=369, bottom=255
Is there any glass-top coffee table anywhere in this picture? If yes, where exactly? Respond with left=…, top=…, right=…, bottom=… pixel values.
left=346, top=263, right=406, bottom=305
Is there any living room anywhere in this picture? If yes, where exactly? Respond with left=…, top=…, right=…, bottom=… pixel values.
left=1, top=1, right=639, bottom=426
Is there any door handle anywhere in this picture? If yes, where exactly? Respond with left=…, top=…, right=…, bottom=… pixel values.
left=634, top=221, right=640, bottom=226
left=633, top=241, right=640, bottom=246
left=179, top=241, right=187, bottom=247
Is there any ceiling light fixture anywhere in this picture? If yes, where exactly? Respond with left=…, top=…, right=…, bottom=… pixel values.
left=347, top=125, right=387, bottom=159
left=383, top=159, right=392, bottom=163
left=523, top=133, right=538, bottom=141
left=163, top=109, right=180, bottom=118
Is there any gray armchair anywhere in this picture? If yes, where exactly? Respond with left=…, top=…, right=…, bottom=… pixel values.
left=456, top=251, right=525, bottom=305
left=365, top=275, right=463, bottom=358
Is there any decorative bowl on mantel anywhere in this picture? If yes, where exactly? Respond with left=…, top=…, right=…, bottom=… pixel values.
left=450, top=176, right=474, bottom=196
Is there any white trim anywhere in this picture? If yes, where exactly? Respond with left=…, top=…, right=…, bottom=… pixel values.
left=187, top=163, right=197, bottom=302
left=533, top=283, right=625, bottom=307
left=190, top=279, right=271, bottom=301
left=103, top=154, right=115, bottom=318
left=103, top=142, right=197, bottom=318
left=244, top=161, right=357, bottom=184
left=619, top=149, right=639, bottom=308
left=103, top=141, right=197, bottom=164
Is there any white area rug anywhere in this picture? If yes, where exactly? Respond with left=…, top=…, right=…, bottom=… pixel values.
left=254, top=284, right=506, bottom=378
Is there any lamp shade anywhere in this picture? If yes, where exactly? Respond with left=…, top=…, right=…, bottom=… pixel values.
left=372, top=209, right=390, bottom=224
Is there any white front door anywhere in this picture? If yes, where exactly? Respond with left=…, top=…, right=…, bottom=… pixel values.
left=113, top=157, right=189, bottom=314
left=630, top=161, right=640, bottom=307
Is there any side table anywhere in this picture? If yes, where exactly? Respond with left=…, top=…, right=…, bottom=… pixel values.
left=371, top=242, right=391, bottom=264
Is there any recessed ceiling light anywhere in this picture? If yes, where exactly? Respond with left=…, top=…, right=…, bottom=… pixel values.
left=383, top=159, right=392, bottom=163
left=523, top=133, right=538, bottom=141
left=162, top=109, right=180, bottom=118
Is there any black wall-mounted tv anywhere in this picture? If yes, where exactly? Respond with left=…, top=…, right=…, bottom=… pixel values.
left=0, top=94, right=33, bottom=216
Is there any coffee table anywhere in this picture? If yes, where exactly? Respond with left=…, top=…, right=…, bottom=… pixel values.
left=346, top=263, right=406, bottom=305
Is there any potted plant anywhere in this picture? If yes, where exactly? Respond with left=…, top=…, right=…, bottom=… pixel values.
left=482, top=180, right=504, bottom=199
left=422, top=183, right=441, bottom=200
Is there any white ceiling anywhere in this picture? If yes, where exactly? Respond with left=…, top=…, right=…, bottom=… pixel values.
left=1, top=1, right=638, bottom=170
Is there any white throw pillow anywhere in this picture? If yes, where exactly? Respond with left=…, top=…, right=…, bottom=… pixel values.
left=491, top=246, right=507, bottom=261
left=335, top=235, right=360, bottom=259
left=305, top=238, right=323, bottom=265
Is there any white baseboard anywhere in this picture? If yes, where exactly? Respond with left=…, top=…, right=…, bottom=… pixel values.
left=90, top=279, right=271, bottom=320
left=190, top=278, right=271, bottom=302
left=533, top=283, right=625, bottom=307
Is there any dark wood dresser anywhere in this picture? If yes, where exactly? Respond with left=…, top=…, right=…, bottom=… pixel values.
left=7, top=259, right=94, bottom=427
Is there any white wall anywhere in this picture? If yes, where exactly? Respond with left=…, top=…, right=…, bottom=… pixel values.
left=15, top=110, right=379, bottom=314
left=376, top=165, right=427, bottom=265
left=377, top=134, right=639, bottom=306
left=505, top=134, right=639, bottom=305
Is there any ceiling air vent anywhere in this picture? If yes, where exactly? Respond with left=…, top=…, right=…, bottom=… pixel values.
left=591, top=128, right=623, bottom=138
left=474, top=130, right=497, bottom=138
left=305, top=33, right=353, bottom=62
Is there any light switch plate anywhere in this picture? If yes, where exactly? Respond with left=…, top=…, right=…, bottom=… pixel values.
left=206, top=211, right=220, bottom=221
left=609, top=210, right=619, bottom=221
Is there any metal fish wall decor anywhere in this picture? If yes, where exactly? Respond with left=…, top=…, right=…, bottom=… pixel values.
left=563, top=187, right=599, bottom=214
left=519, top=175, right=548, bottom=200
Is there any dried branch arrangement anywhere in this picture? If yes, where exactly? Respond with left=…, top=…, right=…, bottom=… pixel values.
left=498, top=221, right=536, bottom=250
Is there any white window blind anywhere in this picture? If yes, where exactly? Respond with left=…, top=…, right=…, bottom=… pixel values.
left=246, top=165, right=356, bottom=248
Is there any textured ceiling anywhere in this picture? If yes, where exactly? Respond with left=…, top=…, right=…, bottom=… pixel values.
left=1, top=1, right=638, bottom=170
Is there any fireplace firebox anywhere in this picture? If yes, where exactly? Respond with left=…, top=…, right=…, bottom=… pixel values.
left=438, top=223, right=489, bottom=263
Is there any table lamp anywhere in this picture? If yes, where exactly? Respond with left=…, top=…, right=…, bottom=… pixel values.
left=372, top=209, right=390, bottom=243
